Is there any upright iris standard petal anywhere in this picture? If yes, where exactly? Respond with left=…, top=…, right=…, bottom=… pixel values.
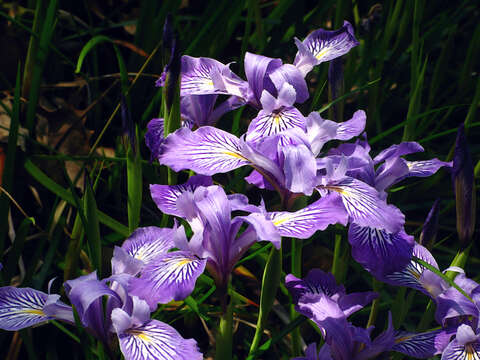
left=348, top=224, right=414, bottom=278
left=269, top=64, right=309, bottom=103
left=306, top=110, right=366, bottom=156
left=269, top=194, right=348, bottom=238
left=158, top=126, right=250, bottom=174
left=0, top=287, right=70, bottom=330
left=128, top=251, right=207, bottom=308
left=373, top=142, right=424, bottom=164
left=112, top=308, right=202, bottom=360
left=150, top=175, right=212, bottom=217
left=244, top=52, right=282, bottom=107
left=65, top=272, right=122, bottom=340
left=319, top=176, right=405, bottom=233
left=294, top=21, right=359, bottom=76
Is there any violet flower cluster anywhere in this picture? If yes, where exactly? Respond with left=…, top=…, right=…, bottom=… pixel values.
left=0, top=19, right=472, bottom=360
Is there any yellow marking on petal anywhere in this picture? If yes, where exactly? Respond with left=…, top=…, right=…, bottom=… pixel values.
left=315, top=48, right=329, bottom=60
left=222, top=151, right=248, bottom=161
left=23, top=309, right=45, bottom=316
left=394, top=335, right=413, bottom=343
left=322, top=185, right=348, bottom=196
left=273, top=114, right=281, bottom=125
left=175, top=259, right=192, bottom=267
left=130, top=330, right=152, bottom=343
left=407, top=268, right=421, bottom=280
left=273, top=217, right=289, bottom=226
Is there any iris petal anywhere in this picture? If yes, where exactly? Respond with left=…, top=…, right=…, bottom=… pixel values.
left=116, top=318, right=203, bottom=360
left=269, top=194, right=348, bottom=238
left=158, top=127, right=250, bottom=175
left=129, top=251, right=206, bottom=308
left=0, top=287, right=49, bottom=330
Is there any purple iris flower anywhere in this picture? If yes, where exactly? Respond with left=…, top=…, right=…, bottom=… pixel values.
left=294, top=21, right=359, bottom=77
left=389, top=269, right=480, bottom=359
left=286, top=269, right=394, bottom=360
left=317, top=138, right=452, bottom=279
left=0, top=272, right=202, bottom=360
left=112, top=179, right=281, bottom=309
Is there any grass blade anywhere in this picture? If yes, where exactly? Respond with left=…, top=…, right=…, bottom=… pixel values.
left=24, top=160, right=129, bottom=237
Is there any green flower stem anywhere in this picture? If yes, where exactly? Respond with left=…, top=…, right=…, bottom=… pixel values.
left=290, top=238, right=302, bottom=356
left=366, top=278, right=382, bottom=329
left=445, top=244, right=471, bottom=280
left=215, top=294, right=234, bottom=360
left=331, top=233, right=342, bottom=280
left=248, top=244, right=283, bottom=357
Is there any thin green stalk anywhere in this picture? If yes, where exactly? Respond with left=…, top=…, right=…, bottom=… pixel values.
left=248, top=244, right=282, bottom=356
left=25, top=0, right=58, bottom=133
left=331, top=233, right=342, bottom=280
left=215, top=295, right=234, bottom=360
left=127, top=125, right=143, bottom=232
left=366, top=279, right=381, bottom=328
left=290, top=238, right=302, bottom=356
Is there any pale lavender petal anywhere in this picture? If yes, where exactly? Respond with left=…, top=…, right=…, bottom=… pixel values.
left=113, top=314, right=203, bottom=360
left=283, top=144, right=317, bottom=195
left=112, top=246, right=144, bottom=276
left=441, top=327, right=480, bottom=360
left=158, top=126, right=250, bottom=175
left=269, top=64, right=309, bottom=103
left=456, top=324, right=480, bottom=345
left=374, top=157, right=410, bottom=193
left=181, top=55, right=247, bottom=98
left=0, top=287, right=50, bottom=330
left=226, top=193, right=260, bottom=213
left=319, top=176, right=405, bottom=232
left=145, top=118, right=164, bottom=160
left=150, top=175, right=212, bottom=217
left=294, top=21, right=359, bottom=76
left=65, top=272, right=121, bottom=340
left=338, top=291, right=378, bottom=317
left=405, top=158, right=453, bottom=178
left=232, top=212, right=281, bottom=253
left=348, top=224, right=414, bottom=278
left=239, top=140, right=285, bottom=188
left=269, top=194, right=348, bottom=238
left=129, top=251, right=207, bottom=308
left=335, top=110, right=366, bottom=140
left=435, top=286, right=479, bottom=327
left=306, top=110, right=366, bottom=157
left=373, top=142, right=424, bottom=164
left=244, top=52, right=282, bottom=107
left=392, top=329, right=454, bottom=358
left=121, top=227, right=178, bottom=263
